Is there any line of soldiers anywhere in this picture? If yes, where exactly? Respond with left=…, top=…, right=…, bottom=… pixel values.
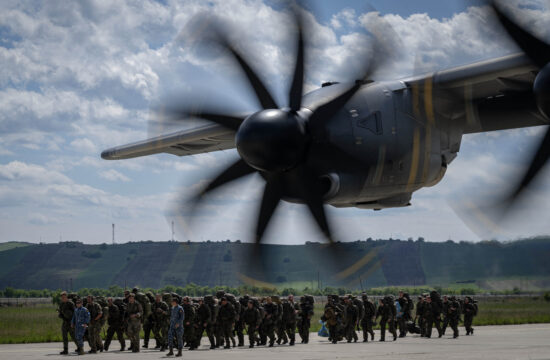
left=321, top=290, right=478, bottom=344
left=57, top=288, right=315, bottom=355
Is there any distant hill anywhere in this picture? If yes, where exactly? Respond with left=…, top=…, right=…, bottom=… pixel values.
left=0, top=238, right=549, bottom=290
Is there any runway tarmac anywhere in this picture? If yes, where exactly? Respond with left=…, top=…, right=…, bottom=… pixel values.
left=1, top=324, right=549, bottom=360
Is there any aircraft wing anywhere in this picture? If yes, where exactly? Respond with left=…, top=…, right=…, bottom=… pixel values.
left=404, top=53, right=547, bottom=133
left=101, top=123, right=235, bottom=160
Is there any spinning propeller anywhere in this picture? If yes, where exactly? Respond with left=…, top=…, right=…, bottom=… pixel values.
left=164, top=6, right=388, bottom=246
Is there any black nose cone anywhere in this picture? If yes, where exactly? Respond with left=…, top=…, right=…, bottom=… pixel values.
left=236, top=109, right=307, bottom=172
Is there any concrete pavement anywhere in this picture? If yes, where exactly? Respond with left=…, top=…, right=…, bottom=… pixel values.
left=0, top=324, right=549, bottom=360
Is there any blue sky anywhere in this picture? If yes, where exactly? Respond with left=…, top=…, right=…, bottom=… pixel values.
left=1, top=0, right=550, bottom=245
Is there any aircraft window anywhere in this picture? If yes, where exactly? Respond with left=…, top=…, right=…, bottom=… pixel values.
left=357, top=111, right=382, bottom=135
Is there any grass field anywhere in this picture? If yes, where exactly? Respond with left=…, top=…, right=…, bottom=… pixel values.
left=1, top=297, right=549, bottom=344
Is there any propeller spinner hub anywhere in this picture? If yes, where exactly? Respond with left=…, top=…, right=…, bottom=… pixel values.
left=236, top=109, right=308, bottom=172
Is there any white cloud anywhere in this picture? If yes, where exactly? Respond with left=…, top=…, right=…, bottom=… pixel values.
left=70, top=138, right=97, bottom=153
left=99, top=169, right=131, bottom=182
left=0, top=1, right=549, bottom=244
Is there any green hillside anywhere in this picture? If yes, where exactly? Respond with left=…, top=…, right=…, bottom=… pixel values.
left=0, top=238, right=549, bottom=290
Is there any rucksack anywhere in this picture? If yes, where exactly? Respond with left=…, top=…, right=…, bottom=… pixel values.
left=304, top=295, right=315, bottom=305
left=408, top=298, right=414, bottom=311
left=352, top=298, right=364, bottom=320
left=472, top=302, right=478, bottom=316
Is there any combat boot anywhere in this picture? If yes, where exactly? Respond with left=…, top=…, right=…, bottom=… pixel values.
left=77, top=347, right=85, bottom=356
left=59, top=349, right=68, bottom=355
left=167, top=348, right=174, bottom=356
left=176, top=349, right=182, bottom=357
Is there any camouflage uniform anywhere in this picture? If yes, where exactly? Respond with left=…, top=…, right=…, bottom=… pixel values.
left=126, top=299, right=143, bottom=352
left=218, top=299, right=236, bottom=349
left=71, top=302, right=90, bottom=355
left=194, top=300, right=211, bottom=349
left=86, top=298, right=103, bottom=353
left=167, top=303, right=184, bottom=356
left=282, top=299, right=299, bottom=346
left=262, top=300, right=278, bottom=347
left=235, top=297, right=248, bottom=347
left=182, top=299, right=196, bottom=349
left=151, top=299, right=169, bottom=351
left=323, top=303, right=339, bottom=344
left=447, top=297, right=460, bottom=338
left=104, top=302, right=125, bottom=351
left=361, top=295, right=375, bottom=342
left=242, top=302, right=261, bottom=348
left=142, top=292, right=155, bottom=348
left=343, top=298, right=358, bottom=343
left=58, top=296, right=78, bottom=354
left=463, top=298, right=476, bottom=335
left=297, top=297, right=313, bottom=344
left=416, top=297, right=426, bottom=336
left=376, top=299, right=396, bottom=342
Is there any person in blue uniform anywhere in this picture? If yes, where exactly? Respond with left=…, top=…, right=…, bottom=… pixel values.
left=71, top=298, right=90, bottom=356
left=167, top=298, right=184, bottom=357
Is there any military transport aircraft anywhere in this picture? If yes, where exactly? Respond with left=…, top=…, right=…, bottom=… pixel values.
left=101, top=2, right=550, bottom=245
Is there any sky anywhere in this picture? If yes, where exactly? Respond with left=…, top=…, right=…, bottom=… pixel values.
left=1, top=0, right=550, bottom=245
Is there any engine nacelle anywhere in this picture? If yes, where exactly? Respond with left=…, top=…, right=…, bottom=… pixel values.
left=534, top=63, right=550, bottom=119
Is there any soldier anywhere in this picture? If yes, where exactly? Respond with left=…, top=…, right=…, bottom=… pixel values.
left=123, top=290, right=130, bottom=304
left=397, top=291, right=408, bottom=338
left=194, top=297, right=211, bottom=349
left=151, top=294, right=169, bottom=351
left=297, top=296, right=313, bottom=344
left=463, top=297, right=476, bottom=335
left=282, top=295, right=298, bottom=346
left=85, top=295, right=103, bottom=353
left=71, top=298, right=90, bottom=356
left=104, top=297, right=125, bottom=352
left=261, top=296, right=278, bottom=347
left=447, top=296, right=460, bottom=338
left=376, top=297, right=397, bottom=342
left=322, top=297, right=339, bottom=344
left=243, top=299, right=261, bottom=348
left=126, top=293, right=143, bottom=352
left=441, top=295, right=450, bottom=335
left=343, top=296, right=358, bottom=343
left=424, top=296, right=443, bottom=338
left=360, top=294, right=375, bottom=342
left=58, top=291, right=77, bottom=355
left=204, top=296, right=217, bottom=349
left=273, top=296, right=287, bottom=345
left=181, top=297, right=196, bottom=350
left=142, top=291, right=155, bottom=349
left=236, top=296, right=248, bottom=347
left=167, top=298, right=184, bottom=357
left=218, top=297, right=236, bottom=349
left=415, top=296, right=425, bottom=337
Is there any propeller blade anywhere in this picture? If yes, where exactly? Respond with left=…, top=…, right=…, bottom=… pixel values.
left=301, top=172, right=334, bottom=244
left=492, top=2, right=550, bottom=68
left=308, top=82, right=363, bottom=133
left=255, top=176, right=283, bottom=244
left=510, top=126, right=550, bottom=202
left=212, top=28, right=279, bottom=110
left=200, top=158, right=256, bottom=197
left=490, top=2, right=550, bottom=206
left=288, top=12, right=305, bottom=112
left=307, top=8, right=397, bottom=132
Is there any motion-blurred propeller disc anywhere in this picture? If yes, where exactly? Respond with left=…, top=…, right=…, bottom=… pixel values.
left=161, top=4, right=393, bottom=252
left=491, top=2, right=550, bottom=207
